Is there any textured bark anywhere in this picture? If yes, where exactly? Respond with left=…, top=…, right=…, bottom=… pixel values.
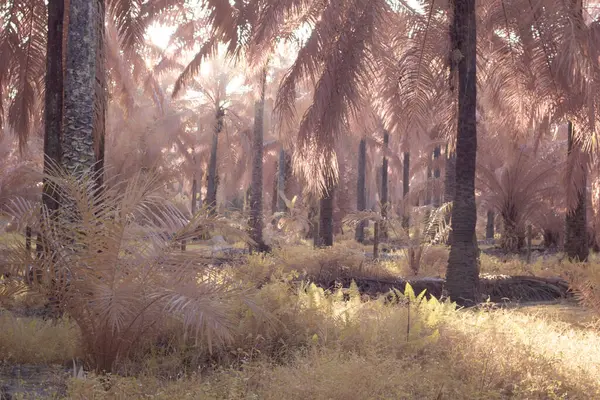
left=444, top=147, right=456, bottom=245
left=432, top=146, right=441, bottom=207
left=92, top=0, right=106, bottom=188
left=249, top=69, right=269, bottom=252
left=191, top=157, right=199, bottom=215
left=62, top=0, right=98, bottom=174
left=271, top=160, right=279, bottom=215
left=380, top=131, right=389, bottom=239
left=444, top=148, right=456, bottom=204
left=355, top=138, right=367, bottom=242
left=206, top=107, right=225, bottom=214
left=486, top=210, right=495, bottom=240
left=277, top=148, right=287, bottom=212
left=373, top=222, right=380, bottom=259
left=445, top=0, right=480, bottom=306
left=43, top=0, right=64, bottom=213
left=318, top=180, right=335, bottom=247
left=565, top=121, right=589, bottom=261
left=402, top=152, right=410, bottom=229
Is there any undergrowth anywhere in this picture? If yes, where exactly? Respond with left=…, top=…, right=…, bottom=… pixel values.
left=64, top=280, right=600, bottom=399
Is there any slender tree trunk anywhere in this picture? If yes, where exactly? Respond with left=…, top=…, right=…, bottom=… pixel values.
left=425, top=159, right=432, bottom=206
left=486, top=210, right=495, bottom=241
left=92, top=0, right=106, bottom=188
left=402, top=151, right=410, bottom=229
left=191, top=156, right=199, bottom=215
left=271, top=160, right=278, bottom=216
left=565, top=121, right=589, bottom=261
left=381, top=131, right=389, bottom=239
left=249, top=68, right=269, bottom=252
left=373, top=221, right=380, bottom=259
left=62, top=0, right=98, bottom=174
left=206, top=107, right=224, bottom=214
left=526, top=224, right=532, bottom=264
left=38, top=0, right=65, bottom=261
left=355, top=138, right=367, bottom=242
left=444, top=146, right=456, bottom=245
left=43, top=0, right=64, bottom=210
left=318, top=179, right=335, bottom=247
left=432, top=145, right=441, bottom=207
left=277, top=148, right=287, bottom=212
left=445, top=0, right=480, bottom=306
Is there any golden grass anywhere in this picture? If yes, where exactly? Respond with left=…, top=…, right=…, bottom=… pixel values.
left=64, top=279, right=600, bottom=399
left=0, top=313, right=80, bottom=364
left=3, top=235, right=600, bottom=399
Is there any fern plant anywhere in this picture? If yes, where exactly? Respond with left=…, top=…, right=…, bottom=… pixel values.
left=344, top=202, right=452, bottom=275
left=0, top=166, right=264, bottom=373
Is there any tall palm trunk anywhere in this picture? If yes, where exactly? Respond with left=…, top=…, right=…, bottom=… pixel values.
left=445, top=0, right=480, bottom=306
left=355, top=138, right=367, bottom=242
left=249, top=68, right=269, bottom=252
left=444, top=146, right=456, bottom=245
left=486, top=210, right=495, bottom=241
left=380, top=131, right=389, bottom=240
left=92, top=0, right=106, bottom=189
left=564, top=1, right=589, bottom=262
left=62, top=0, right=98, bottom=174
left=271, top=162, right=278, bottom=215
left=37, top=0, right=66, bottom=266
left=318, top=177, right=335, bottom=247
left=277, top=148, right=287, bottom=212
left=402, top=151, right=410, bottom=229
left=432, top=145, right=441, bottom=207
left=206, top=107, right=225, bottom=214
left=43, top=0, right=64, bottom=212
left=565, top=121, right=589, bottom=261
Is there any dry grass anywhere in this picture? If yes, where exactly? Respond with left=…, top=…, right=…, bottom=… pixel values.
left=1, top=249, right=600, bottom=398
left=0, top=313, right=80, bottom=364
left=63, top=281, right=600, bottom=399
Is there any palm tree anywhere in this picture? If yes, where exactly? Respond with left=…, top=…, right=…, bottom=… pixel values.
left=355, top=137, right=367, bottom=242
left=248, top=66, right=270, bottom=252
left=62, top=0, right=99, bottom=174
left=565, top=121, right=589, bottom=261
left=445, top=0, right=480, bottom=306
left=42, top=0, right=64, bottom=214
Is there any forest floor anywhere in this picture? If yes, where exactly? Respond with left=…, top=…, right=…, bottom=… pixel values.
left=1, top=237, right=599, bottom=399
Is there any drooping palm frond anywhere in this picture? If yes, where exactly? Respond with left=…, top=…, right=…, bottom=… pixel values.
left=0, top=0, right=47, bottom=151
left=0, top=165, right=261, bottom=372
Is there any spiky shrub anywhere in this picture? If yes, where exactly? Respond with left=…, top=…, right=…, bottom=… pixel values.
left=344, top=202, right=451, bottom=276
left=478, top=146, right=560, bottom=253
left=1, top=168, right=261, bottom=372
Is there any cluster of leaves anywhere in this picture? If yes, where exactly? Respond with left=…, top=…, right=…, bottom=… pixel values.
left=0, top=166, right=262, bottom=372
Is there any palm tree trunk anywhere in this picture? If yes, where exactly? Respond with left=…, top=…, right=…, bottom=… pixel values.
left=445, top=0, right=480, bottom=306
left=432, top=145, right=441, bottom=207
left=43, top=0, right=64, bottom=212
left=206, top=107, right=224, bottom=214
left=486, top=210, right=494, bottom=241
left=565, top=121, right=589, bottom=261
left=380, top=131, right=389, bottom=240
left=249, top=68, right=269, bottom=252
left=38, top=0, right=65, bottom=262
left=444, top=146, right=456, bottom=245
left=355, top=138, right=367, bottom=242
left=318, top=179, right=335, bottom=247
left=62, top=0, right=98, bottom=174
left=271, top=160, right=278, bottom=216
left=402, top=151, right=410, bottom=229
left=277, top=148, right=287, bottom=212
left=92, top=0, right=106, bottom=189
